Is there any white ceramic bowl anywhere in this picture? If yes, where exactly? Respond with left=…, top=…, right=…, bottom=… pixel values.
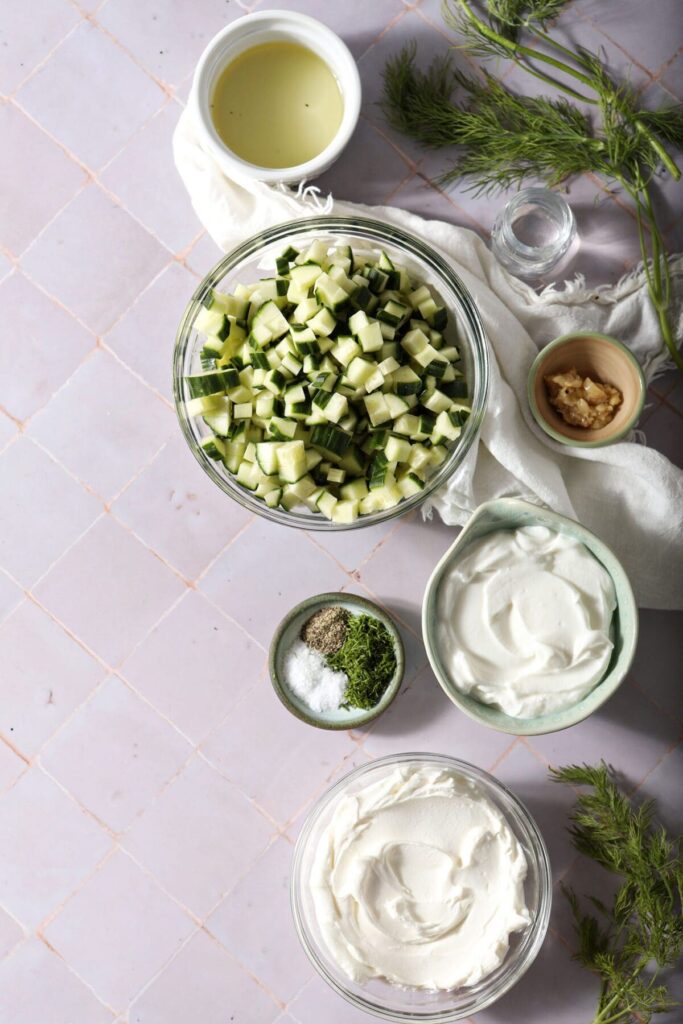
left=189, top=10, right=361, bottom=184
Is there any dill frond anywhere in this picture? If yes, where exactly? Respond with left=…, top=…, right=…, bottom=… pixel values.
left=382, top=0, right=683, bottom=366
left=551, top=763, right=683, bottom=1023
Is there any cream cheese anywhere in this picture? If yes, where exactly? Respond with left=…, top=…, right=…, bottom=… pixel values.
left=436, top=525, right=616, bottom=718
left=310, top=764, right=530, bottom=990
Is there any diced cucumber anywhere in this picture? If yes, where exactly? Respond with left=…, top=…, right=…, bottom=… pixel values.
left=264, top=487, right=283, bottom=508
left=310, top=423, right=352, bottom=457
left=203, top=403, right=231, bottom=437
left=308, top=307, right=337, bottom=337
left=434, top=410, right=461, bottom=441
left=364, top=368, right=385, bottom=394
left=312, top=390, right=348, bottom=423
left=332, top=500, right=359, bottom=524
left=224, top=441, right=247, bottom=472
left=392, top=365, right=422, bottom=395
left=186, top=393, right=228, bottom=418
left=398, top=472, right=425, bottom=497
left=340, top=478, right=368, bottom=500
left=357, top=321, right=383, bottom=353
left=290, top=263, right=323, bottom=290
left=185, top=368, right=234, bottom=398
left=364, top=392, right=392, bottom=427
left=317, top=490, right=338, bottom=520
left=267, top=416, right=297, bottom=441
left=331, top=337, right=360, bottom=368
left=379, top=355, right=400, bottom=376
left=188, top=238, right=467, bottom=519
left=277, top=440, right=307, bottom=483
left=385, top=436, right=411, bottom=463
left=200, top=435, right=226, bottom=461
left=255, top=442, right=281, bottom=475
left=422, top=389, right=452, bottom=414
left=384, top=393, right=409, bottom=419
left=252, top=300, right=290, bottom=342
left=283, top=475, right=317, bottom=502
left=314, top=272, right=349, bottom=311
left=346, top=356, right=376, bottom=387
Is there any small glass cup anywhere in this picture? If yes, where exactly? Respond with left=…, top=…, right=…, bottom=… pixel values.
left=491, top=187, right=576, bottom=278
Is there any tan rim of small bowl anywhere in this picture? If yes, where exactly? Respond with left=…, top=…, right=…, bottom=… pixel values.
left=528, top=331, right=646, bottom=447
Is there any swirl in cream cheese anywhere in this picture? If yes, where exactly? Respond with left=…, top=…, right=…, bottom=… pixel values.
left=310, top=764, right=530, bottom=990
left=436, top=525, right=616, bottom=718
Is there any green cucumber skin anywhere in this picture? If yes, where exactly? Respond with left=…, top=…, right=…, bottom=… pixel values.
left=186, top=241, right=469, bottom=516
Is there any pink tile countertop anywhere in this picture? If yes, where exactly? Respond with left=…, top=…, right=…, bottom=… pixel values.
left=0, top=1, right=682, bottom=1022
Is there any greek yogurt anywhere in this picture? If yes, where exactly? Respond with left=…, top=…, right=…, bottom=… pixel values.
left=310, top=763, right=530, bottom=990
left=436, top=525, right=616, bottom=718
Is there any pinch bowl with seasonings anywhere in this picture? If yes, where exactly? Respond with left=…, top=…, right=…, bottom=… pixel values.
left=269, top=593, right=405, bottom=730
left=528, top=332, right=646, bottom=447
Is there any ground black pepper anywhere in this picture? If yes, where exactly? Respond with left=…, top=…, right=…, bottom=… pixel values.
left=301, top=606, right=349, bottom=656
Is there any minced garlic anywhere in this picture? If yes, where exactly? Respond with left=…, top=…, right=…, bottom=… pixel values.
left=544, top=367, right=622, bottom=429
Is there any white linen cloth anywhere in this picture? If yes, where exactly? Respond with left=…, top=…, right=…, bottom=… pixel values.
left=173, top=108, right=683, bottom=609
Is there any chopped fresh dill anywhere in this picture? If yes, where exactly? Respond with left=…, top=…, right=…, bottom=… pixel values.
left=551, top=762, right=683, bottom=1024
left=328, top=614, right=397, bottom=710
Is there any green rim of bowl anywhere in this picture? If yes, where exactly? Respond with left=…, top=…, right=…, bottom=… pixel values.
left=269, top=592, right=405, bottom=730
left=527, top=331, right=646, bottom=448
left=422, top=498, right=639, bottom=735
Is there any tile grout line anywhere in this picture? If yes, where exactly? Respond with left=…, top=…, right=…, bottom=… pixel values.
left=99, top=340, right=175, bottom=412
left=4, top=18, right=84, bottom=101
left=9, top=92, right=188, bottom=262
left=302, top=508, right=413, bottom=580
left=81, top=8, right=175, bottom=100
left=12, top=99, right=180, bottom=266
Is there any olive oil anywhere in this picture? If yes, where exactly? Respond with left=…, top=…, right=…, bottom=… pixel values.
left=210, top=41, right=344, bottom=169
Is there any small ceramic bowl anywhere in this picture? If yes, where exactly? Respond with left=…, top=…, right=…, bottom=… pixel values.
left=189, top=10, right=361, bottom=184
left=269, top=592, right=405, bottom=730
left=422, top=498, right=638, bottom=735
left=528, top=332, right=646, bottom=447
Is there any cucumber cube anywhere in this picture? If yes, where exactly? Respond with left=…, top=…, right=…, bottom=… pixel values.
left=385, top=436, right=411, bottom=463
left=364, top=393, right=392, bottom=427
left=332, top=499, right=359, bottom=524
left=357, top=321, right=384, bottom=353
left=346, top=356, right=375, bottom=387
left=277, top=440, right=307, bottom=483
left=308, top=308, right=337, bottom=337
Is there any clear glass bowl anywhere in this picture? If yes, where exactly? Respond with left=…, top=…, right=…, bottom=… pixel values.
left=291, top=753, right=552, bottom=1022
left=491, top=188, right=576, bottom=278
left=173, top=217, right=489, bottom=531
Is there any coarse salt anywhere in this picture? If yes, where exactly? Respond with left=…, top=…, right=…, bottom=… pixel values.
left=283, top=639, right=348, bottom=713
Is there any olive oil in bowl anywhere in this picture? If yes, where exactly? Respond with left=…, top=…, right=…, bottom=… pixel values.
left=211, top=41, right=344, bottom=170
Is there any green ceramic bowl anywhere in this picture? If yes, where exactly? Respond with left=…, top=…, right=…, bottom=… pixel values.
left=422, top=498, right=638, bottom=735
left=269, top=592, right=405, bottom=730
left=528, top=331, right=646, bottom=447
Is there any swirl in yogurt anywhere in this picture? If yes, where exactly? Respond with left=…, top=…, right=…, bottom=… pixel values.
left=436, top=525, right=616, bottom=718
left=310, top=764, right=530, bottom=990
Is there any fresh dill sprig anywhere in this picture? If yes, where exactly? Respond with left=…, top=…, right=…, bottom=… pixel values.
left=382, top=0, right=683, bottom=369
left=551, top=762, right=683, bottom=1024
left=383, top=46, right=602, bottom=192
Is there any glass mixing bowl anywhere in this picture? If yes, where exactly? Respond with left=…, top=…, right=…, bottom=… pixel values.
left=291, top=753, right=552, bottom=1022
left=173, top=217, right=489, bottom=530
